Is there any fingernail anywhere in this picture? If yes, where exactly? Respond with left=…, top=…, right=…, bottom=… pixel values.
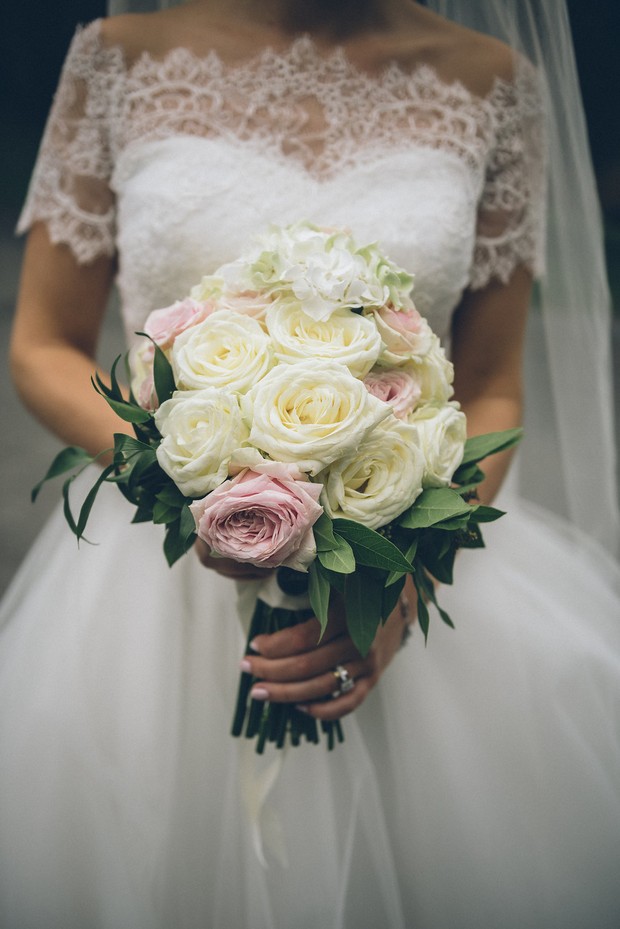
left=251, top=687, right=269, bottom=701
left=249, top=638, right=261, bottom=654
left=240, top=659, right=252, bottom=673
left=295, top=705, right=310, bottom=714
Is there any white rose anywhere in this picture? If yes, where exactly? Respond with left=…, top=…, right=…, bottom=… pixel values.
left=265, top=303, right=382, bottom=378
left=406, top=335, right=455, bottom=406
left=129, top=340, right=157, bottom=410
left=409, top=402, right=467, bottom=487
left=319, top=417, right=425, bottom=529
left=189, top=274, right=225, bottom=302
left=154, top=389, right=249, bottom=497
left=242, top=360, right=391, bottom=475
left=170, top=310, right=274, bottom=394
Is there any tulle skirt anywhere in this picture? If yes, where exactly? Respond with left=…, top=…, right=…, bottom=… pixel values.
left=1, top=475, right=619, bottom=929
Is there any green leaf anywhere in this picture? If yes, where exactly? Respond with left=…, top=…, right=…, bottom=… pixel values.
left=399, top=488, right=472, bottom=529
left=470, top=505, right=505, bottom=524
left=381, top=574, right=406, bottom=621
left=156, top=482, right=188, bottom=508
left=75, top=463, right=116, bottom=539
left=452, top=461, right=485, bottom=488
left=432, top=514, right=472, bottom=532
left=385, top=537, right=418, bottom=586
left=96, top=390, right=152, bottom=424
left=153, top=500, right=180, bottom=524
left=419, top=533, right=457, bottom=585
left=313, top=512, right=338, bottom=552
left=459, top=428, right=523, bottom=467
left=31, top=446, right=94, bottom=502
left=162, top=516, right=194, bottom=566
left=317, top=535, right=355, bottom=574
left=344, top=569, right=383, bottom=657
left=113, top=433, right=156, bottom=457
left=179, top=504, right=197, bottom=546
left=109, top=354, right=125, bottom=402
left=308, top=560, right=331, bottom=639
left=332, top=519, right=414, bottom=572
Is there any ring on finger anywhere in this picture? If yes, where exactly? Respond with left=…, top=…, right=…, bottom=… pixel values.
left=332, top=664, right=355, bottom=698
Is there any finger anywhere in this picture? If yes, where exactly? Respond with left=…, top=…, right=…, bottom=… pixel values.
left=242, top=640, right=361, bottom=685
left=249, top=658, right=368, bottom=705
left=251, top=613, right=349, bottom=659
left=297, top=675, right=373, bottom=721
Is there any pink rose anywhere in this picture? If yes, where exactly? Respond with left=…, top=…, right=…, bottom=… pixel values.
left=216, top=290, right=273, bottom=327
left=144, top=298, right=215, bottom=350
left=363, top=368, right=422, bottom=419
left=190, top=462, right=323, bottom=572
left=369, top=303, right=433, bottom=364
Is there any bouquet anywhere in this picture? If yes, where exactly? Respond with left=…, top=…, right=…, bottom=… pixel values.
left=34, top=222, right=520, bottom=753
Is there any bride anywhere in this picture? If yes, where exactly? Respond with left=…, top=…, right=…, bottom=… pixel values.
left=1, top=1, right=619, bottom=927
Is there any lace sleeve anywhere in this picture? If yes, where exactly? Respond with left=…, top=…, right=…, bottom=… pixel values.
left=16, top=20, right=123, bottom=264
left=470, top=61, right=547, bottom=289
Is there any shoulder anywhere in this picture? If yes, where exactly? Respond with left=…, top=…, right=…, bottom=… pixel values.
left=383, top=6, right=516, bottom=98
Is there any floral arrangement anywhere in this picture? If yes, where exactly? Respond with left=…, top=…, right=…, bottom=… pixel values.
left=34, top=222, right=520, bottom=752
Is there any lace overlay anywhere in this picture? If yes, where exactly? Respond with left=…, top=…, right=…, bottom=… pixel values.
left=18, top=19, right=545, bottom=292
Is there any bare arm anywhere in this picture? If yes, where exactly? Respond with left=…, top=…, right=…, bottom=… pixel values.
left=451, top=265, right=532, bottom=503
left=10, top=222, right=130, bottom=460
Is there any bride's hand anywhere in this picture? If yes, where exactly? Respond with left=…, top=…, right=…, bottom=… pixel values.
left=241, top=592, right=413, bottom=720
left=194, top=538, right=271, bottom=581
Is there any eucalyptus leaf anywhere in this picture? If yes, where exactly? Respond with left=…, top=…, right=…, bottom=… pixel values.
left=317, top=535, right=355, bottom=574
left=459, top=427, right=523, bottom=467
left=31, top=446, right=94, bottom=502
left=399, top=488, right=472, bottom=529
left=333, top=519, right=413, bottom=572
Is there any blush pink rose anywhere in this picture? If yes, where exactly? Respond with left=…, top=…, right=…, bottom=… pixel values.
left=144, top=298, right=215, bottom=350
left=216, top=290, right=273, bottom=327
left=190, top=462, right=323, bottom=572
left=370, top=303, right=433, bottom=363
left=363, top=368, right=422, bottom=419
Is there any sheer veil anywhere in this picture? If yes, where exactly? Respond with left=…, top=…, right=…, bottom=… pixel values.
left=105, top=0, right=619, bottom=557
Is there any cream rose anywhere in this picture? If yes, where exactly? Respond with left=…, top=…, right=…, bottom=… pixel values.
left=170, top=310, right=274, bottom=394
left=154, top=389, right=249, bottom=497
left=265, top=303, right=382, bottom=378
left=242, top=360, right=391, bottom=475
left=319, top=417, right=425, bottom=529
left=369, top=303, right=434, bottom=366
left=409, top=403, right=467, bottom=487
left=406, top=335, right=455, bottom=406
left=129, top=340, right=157, bottom=411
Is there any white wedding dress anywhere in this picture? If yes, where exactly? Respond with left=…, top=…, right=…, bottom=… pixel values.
left=1, top=21, right=620, bottom=929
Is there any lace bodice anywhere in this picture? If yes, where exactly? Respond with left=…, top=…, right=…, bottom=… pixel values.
left=18, top=19, right=545, bottom=344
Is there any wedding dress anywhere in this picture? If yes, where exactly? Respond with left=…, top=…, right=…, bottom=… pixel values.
left=1, top=20, right=620, bottom=929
